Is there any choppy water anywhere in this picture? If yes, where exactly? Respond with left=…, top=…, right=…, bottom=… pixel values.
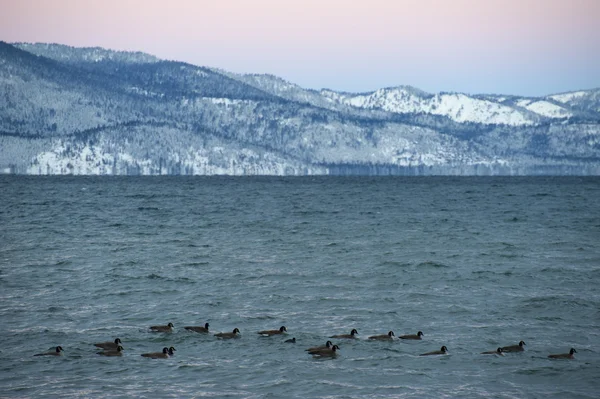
left=1, top=176, right=599, bottom=398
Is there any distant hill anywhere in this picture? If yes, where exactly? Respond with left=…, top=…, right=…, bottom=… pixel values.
left=1, top=42, right=599, bottom=175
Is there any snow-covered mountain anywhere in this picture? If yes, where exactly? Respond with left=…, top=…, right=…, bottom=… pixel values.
left=226, top=73, right=585, bottom=126
left=1, top=42, right=599, bottom=176
left=329, top=88, right=529, bottom=125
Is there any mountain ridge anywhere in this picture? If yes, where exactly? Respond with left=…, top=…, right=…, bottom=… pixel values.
left=1, top=42, right=599, bottom=175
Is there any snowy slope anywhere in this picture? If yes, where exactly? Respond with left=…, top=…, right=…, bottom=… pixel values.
left=2, top=42, right=600, bottom=176
left=320, top=87, right=538, bottom=126
left=515, top=99, right=572, bottom=118
left=549, top=91, right=589, bottom=104
left=547, top=89, right=600, bottom=115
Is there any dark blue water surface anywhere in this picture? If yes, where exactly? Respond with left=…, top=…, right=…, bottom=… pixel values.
left=1, top=176, right=599, bottom=398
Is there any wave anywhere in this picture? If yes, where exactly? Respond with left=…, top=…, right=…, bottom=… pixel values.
left=137, top=206, right=161, bottom=211
left=416, top=261, right=449, bottom=269
left=521, top=295, right=596, bottom=309
left=145, top=274, right=195, bottom=284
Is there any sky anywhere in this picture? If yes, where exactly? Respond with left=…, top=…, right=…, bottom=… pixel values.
left=1, top=0, right=599, bottom=96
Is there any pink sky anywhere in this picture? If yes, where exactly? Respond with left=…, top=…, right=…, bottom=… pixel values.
left=1, top=0, right=599, bottom=95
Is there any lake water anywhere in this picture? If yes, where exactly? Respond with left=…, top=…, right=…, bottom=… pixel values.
left=1, top=176, right=599, bottom=398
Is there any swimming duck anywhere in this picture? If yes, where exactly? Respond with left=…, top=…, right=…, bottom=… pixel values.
left=284, top=337, right=296, bottom=343
left=501, top=341, right=526, bottom=352
left=330, top=329, right=358, bottom=339
left=34, top=346, right=64, bottom=356
left=141, top=347, right=171, bottom=359
left=368, top=331, right=395, bottom=341
left=399, top=331, right=424, bottom=340
left=97, top=346, right=124, bottom=356
left=548, top=348, right=577, bottom=359
left=150, top=322, right=174, bottom=332
left=168, top=346, right=176, bottom=355
left=257, top=326, right=287, bottom=336
left=309, top=345, right=340, bottom=357
left=184, top=323, right=210, bottom=333
left=94, top=338, right=122, bottom=349
left=305, top=341, right=333, bottom=352
left=215, top=328, right=240, bottom=339
left=420, top=346, right=448, bottom=356
left=481, top=347, right=504, bottom=356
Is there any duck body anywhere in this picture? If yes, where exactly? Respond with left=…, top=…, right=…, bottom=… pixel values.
left=150, top=322, right=174, bottom=332
left=368, top=331, right=395, bottom=341
left=215, top=328, right=240, bottom=339
left=305, top=341, right=333, bottom=352
left=97, top=346, right=124, bottom=356
left=501, top=341, right=526, bottom=352
left=330, top=329, right=358, bottom=339
left=420, top=346, right=448, bottom=356
left=141, top=347, right=170, bottom=359
left=399, top=331, right=424, bottom=340
left=257, top=326, right=287, bottom=336
left=284, top=337, right=296, bottom=343
left=309, top=344, right=340, bottom=357
left=548, top=348, right=577, bottom=359
left=184, top=323, right=210, bottom=333
left=34, top=346, right=64, bottom=356
left=94, top=338, right=122, bottom=349
left=481, top=348, right=504, bottom=356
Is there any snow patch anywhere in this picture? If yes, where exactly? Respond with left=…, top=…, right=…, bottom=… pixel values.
left=521, top=101, right=571, bottom=118
left=549, top=91, right=588, bottom=103
left=323, top=88, right=535, bottom=126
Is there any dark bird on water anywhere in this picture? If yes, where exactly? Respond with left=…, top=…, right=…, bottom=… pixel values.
left=481, top=347, right=504, bottom=356
left=97, top=346, right=124, bottom=356
left=548, top=348, right=577, bottom=359
left=34, top=346, right=64, bottom=356
left=141, top=347, right=175, bottom=359
left=215, top=328, right=240, bottom=339
left=94, top=338, right=122, bottom=349
left=420, top=346, right=448, bottom=356
left=501, top=341, right=526, bottom=352
left=305, top=341, right=333, bottom=352
left=399, top=331, right=424, bottom=340
left=368, top=331, right=395, bottom=341
left=184, top=323, right=210, bottom=333
left=308, top=344, right=340, bottom=357
left=150, top=322, right=174, bottom=332
left=330, top=329, right=358, bottom=339
left=258, top=326, right=287, bottom=336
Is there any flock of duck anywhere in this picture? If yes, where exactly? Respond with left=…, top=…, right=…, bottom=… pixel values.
left=33, top=322, right=578, bottom=360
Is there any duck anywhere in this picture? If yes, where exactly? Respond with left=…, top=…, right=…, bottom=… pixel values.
left=481, top=347, right=504, bottom=356
left=330, top=329, right=358, bottom=339
left=501, top=340, right=526, bottom=352
left=215, top=328, right=240, bottom=339
left=34, top=346, right=64, bottom=356
left=305, top=341, right=333, bottom=352
left=368, top=331, right=395, bottom=341
left=309, top=344, right=340, bottom=357
left=184, top=323, right=210, bottom=333
left=150, top=322, right=174, bottom=332
left=284, top=337, right=296, bottom=343
left=420, top=346, right=448, bottom=356
left=548, top=348, right=577, bottom=359
left=168, top=346, right=176, bottom=356
left=399, top=331, right=424, bottom=340
left=94, top=338, right=122, bottom=349
left=257, top=326, right=287, bottom=336
left=141, top=347, right=170, bottom=359
left=97, top=346, right=124, bottom=356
